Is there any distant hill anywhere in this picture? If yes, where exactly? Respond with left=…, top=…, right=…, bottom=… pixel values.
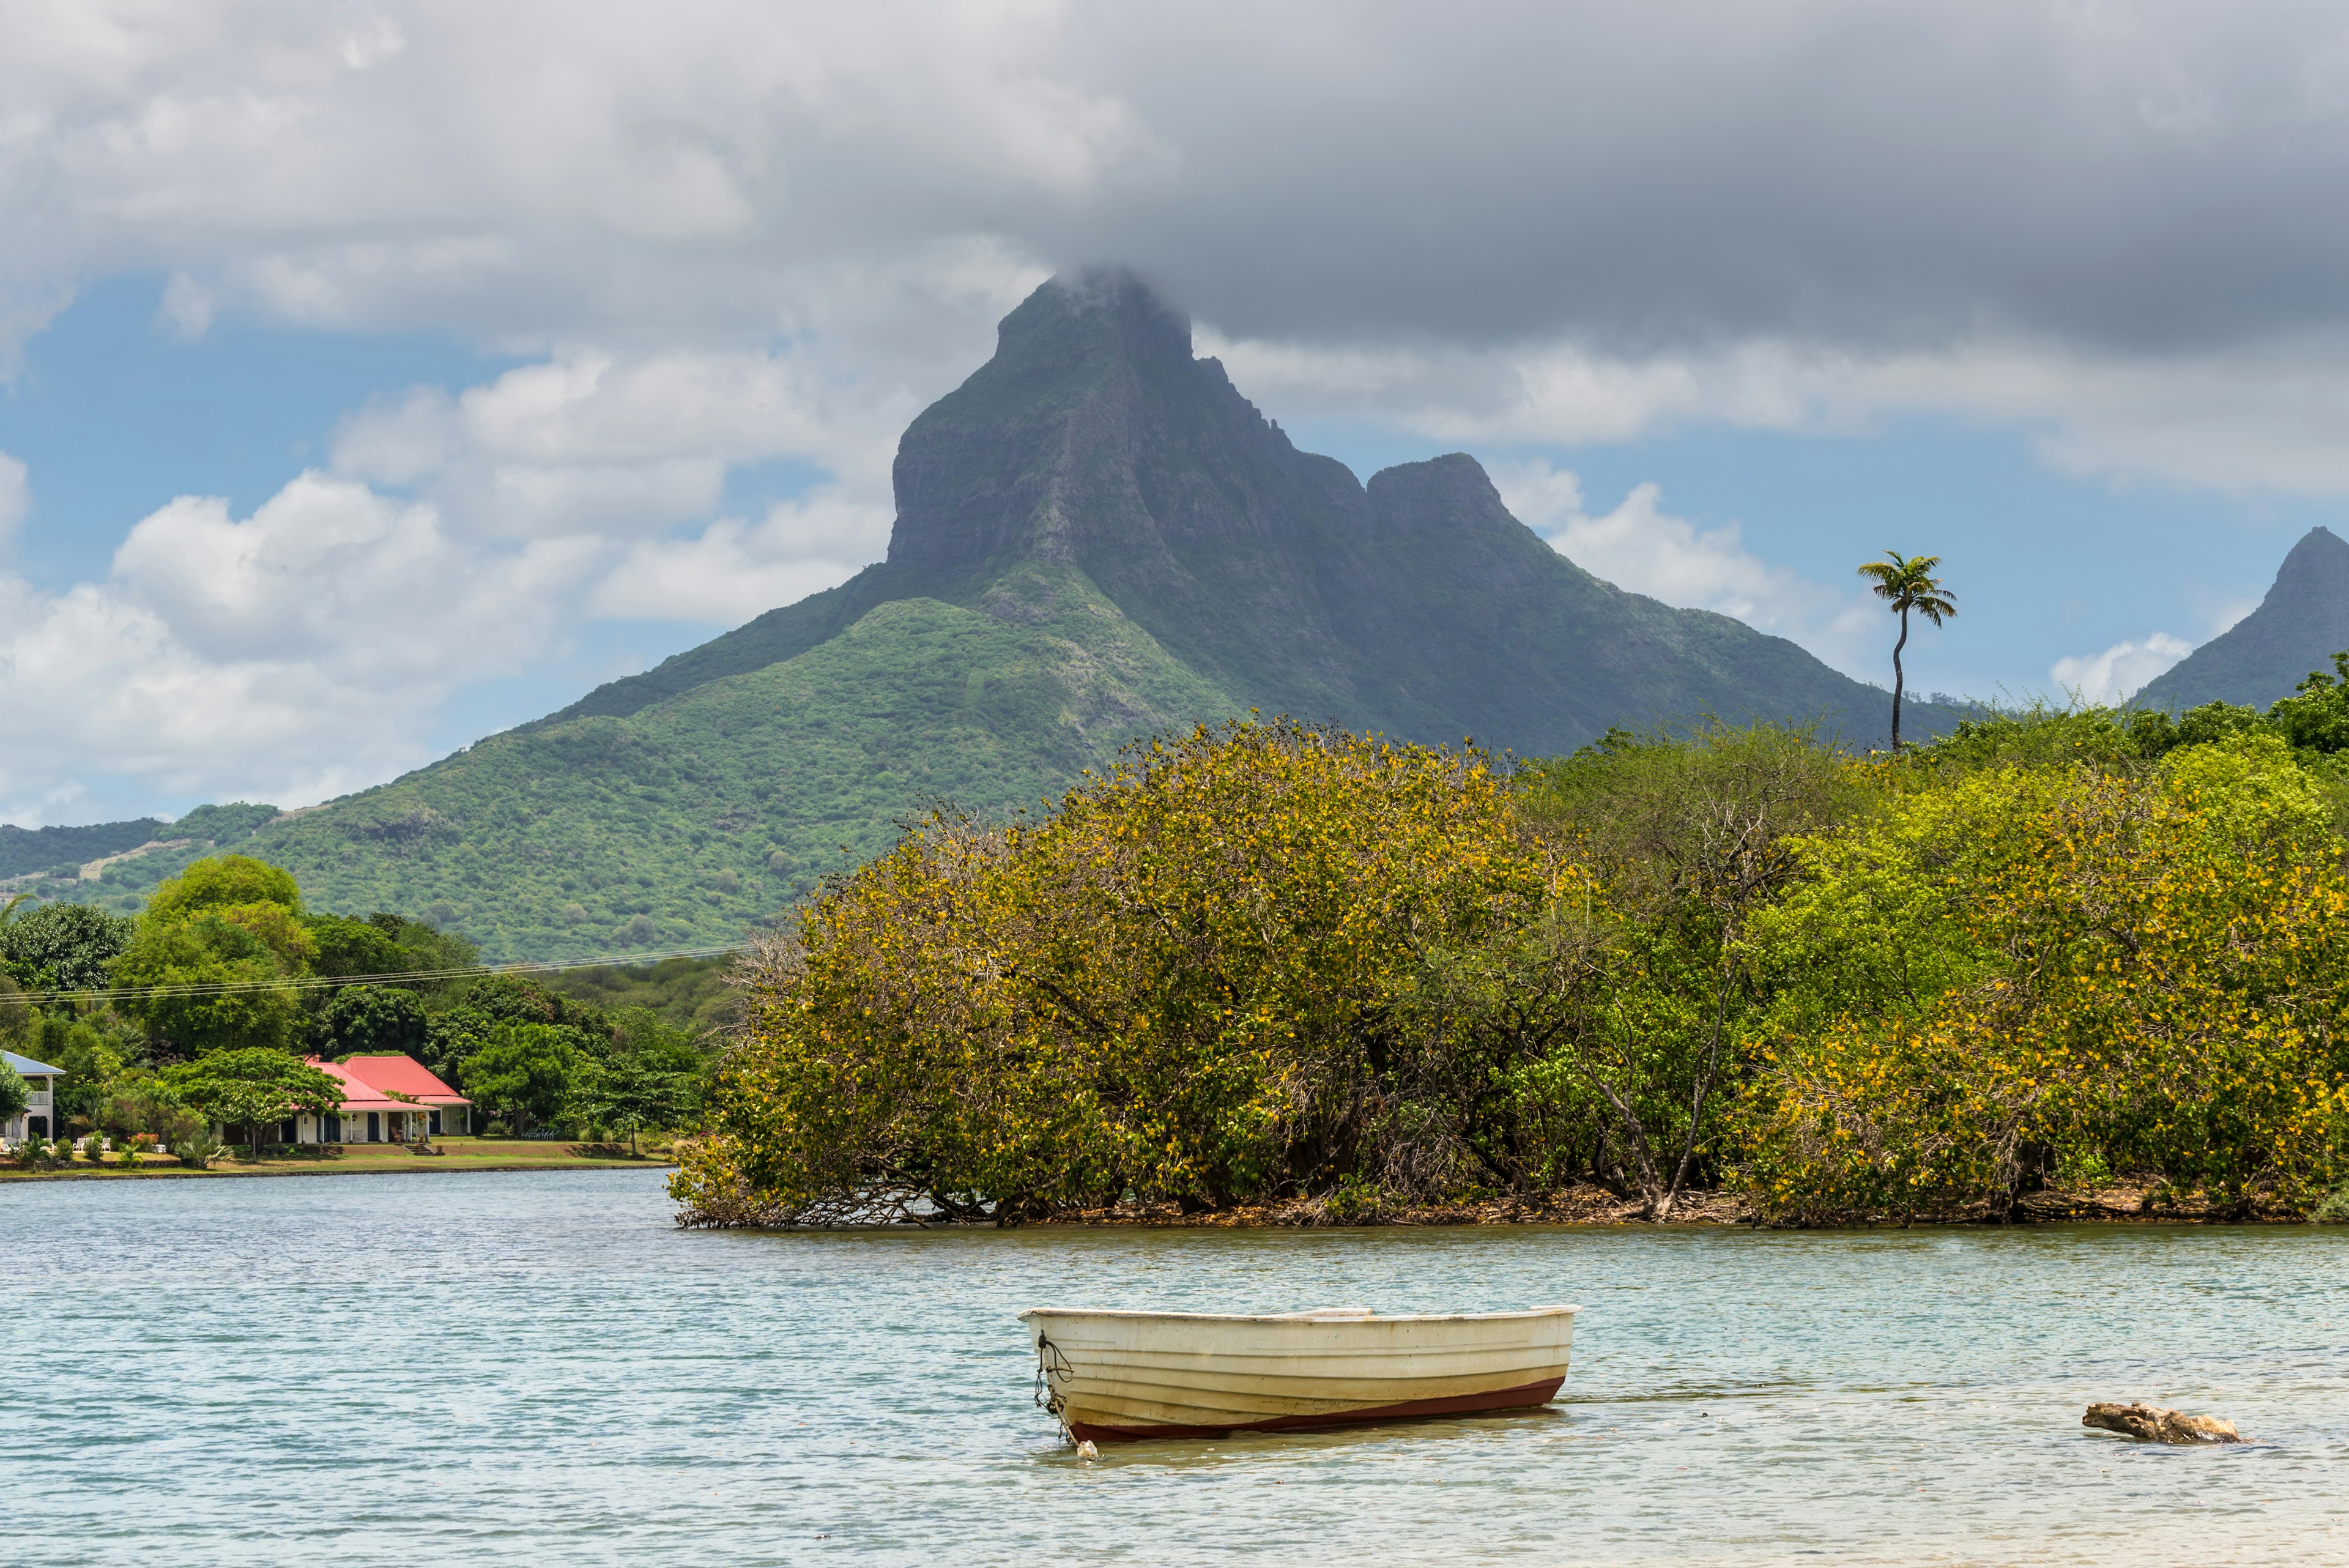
left=2136, top=527, right=2349, bottom=712
left=21, top=269, right=1946, bottom=959
left=0, top=817, right=167, bottom=882
left=0, top=803, right=289, bottom=912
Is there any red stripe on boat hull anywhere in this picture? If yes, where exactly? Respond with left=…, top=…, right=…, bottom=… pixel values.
left=1065, top=1375, right=1566, bottom=1444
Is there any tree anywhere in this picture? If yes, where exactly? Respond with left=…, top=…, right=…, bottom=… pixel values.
left=1857, top=551, right=1956, bottom=750
left=112, top=915, right=305, bottom=1059
left=29, top=1011, right=129, bottom=1127
left=303, top=915, right=409, bottom=980
left=305, top=912, right=480, bottom=1005
left=161, top=1049, right=344, bottom=1161
left=571, top=1054, right=688, bottom=1155
left=312, top=986, right=431, bottom=1062
left=100, top=1079, right=205, bottom=1154
left=0, top=972, right=30, bottom=1052
left=1501, top=721, right=1858, bottom=1219
left=144, top=855, right=303, bottom=923
left=460, top=1024, right=584, bottom=1136
left=1738, top=732, right=2349, bottom=1221
left=0, top=1054, right=28, bottom=1132
left=677, top=718, right=1551, bottom=1227
left=114, top=855, right=313, bottom=1060
left=0, top=902, right=136, bottom=992
left=2266, top=651, right=2349, bottom=756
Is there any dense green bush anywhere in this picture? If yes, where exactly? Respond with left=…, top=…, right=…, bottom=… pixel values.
left=678, top=706, right=2349, bottom=1227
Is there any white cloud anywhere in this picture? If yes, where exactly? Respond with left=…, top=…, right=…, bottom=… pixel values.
left=1490, top=458, right=1883, bottom=679
left=586, top=488, right=892, bottom=622
left=0, top=472, right=604, bottom=822
left=2050, top=633, right=2193, bottom=704
left=0, top=451, right=28, bottom=552
left=329, top=344, right=921, bottom=541
left=154, top=269, right=212, bottom=340
left=1212, top=332, right=2349, bottom=500
left=0, top=324, right=937, bottom=820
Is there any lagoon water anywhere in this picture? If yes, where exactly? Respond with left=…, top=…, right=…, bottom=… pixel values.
left=6, top=1172, right=2346, bottom=1566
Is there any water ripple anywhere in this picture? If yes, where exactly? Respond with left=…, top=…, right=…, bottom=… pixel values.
left=6, top=1174, right=2346, bottom=1564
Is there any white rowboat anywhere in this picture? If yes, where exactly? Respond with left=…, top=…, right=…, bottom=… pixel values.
left=1020, top=1304, right=1579, bottom=1443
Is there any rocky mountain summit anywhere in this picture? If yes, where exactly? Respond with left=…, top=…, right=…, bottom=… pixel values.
left=69, top=269, right=1926, bottom=959
left=554, top=267, right=1906, bottom=755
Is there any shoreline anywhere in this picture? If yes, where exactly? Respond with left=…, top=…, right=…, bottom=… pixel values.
left=4, top=1159, right=675, bottom=1183
left=692, top=1180, right=2334, bottom=1230
left=3, top=1137, right=677, bottom=1183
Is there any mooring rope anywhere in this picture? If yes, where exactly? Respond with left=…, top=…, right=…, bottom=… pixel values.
left=1032, top=1331, right=1075, bottom=1426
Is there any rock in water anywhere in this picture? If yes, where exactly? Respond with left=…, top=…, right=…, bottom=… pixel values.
left=2082, top=1402, right=2244, bottom=1444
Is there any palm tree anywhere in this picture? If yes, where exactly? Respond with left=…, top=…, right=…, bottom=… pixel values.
left=1857, top=551, right=1956, bottom=750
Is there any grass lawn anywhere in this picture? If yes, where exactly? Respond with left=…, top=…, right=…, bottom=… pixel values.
left=1, top=1135, right=674, bottom=1180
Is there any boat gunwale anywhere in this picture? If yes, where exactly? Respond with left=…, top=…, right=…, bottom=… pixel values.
left=1019, top=1304, right=1581, bottom=1326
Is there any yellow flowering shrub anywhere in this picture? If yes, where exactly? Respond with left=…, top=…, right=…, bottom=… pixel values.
left=673, top=719, right=1553, bottom=1225
left=1739, top=734, right=2349, bottom=1221
left=672, top=712, right=2349, bottom=1228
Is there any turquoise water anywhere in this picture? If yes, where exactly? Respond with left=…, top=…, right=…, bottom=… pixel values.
left=6, top=1172, right=2345, bottom=1566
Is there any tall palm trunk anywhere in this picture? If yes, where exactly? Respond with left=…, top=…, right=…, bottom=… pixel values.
left=1890, top=603, right=1909, bottom=751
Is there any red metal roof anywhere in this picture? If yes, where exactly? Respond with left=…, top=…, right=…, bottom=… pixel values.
left=337, top=1053, right=471, bottom=1105
left=305, top=1057, right=404, bottom=1111
left=305, top=1055, right=469, bottom=1111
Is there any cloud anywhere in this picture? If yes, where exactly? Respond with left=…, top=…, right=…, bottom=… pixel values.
left=586, top=488, right=892, bottom=622
left=0, top=451, right=28, bottom=551
left=2050, top=633, right=2194, bottom=704
left=329, top=344, right=923, bottom=540
left=0, top=472, right=603, bottom=822
left=1211, top=332, right=2349, bottom=499
left=154, top=270, right=213, bottom=341
left=322, top=338, right=931, bottom=626
left=7, top=1, right=2349, bottom=491
left=16, top=1, right=2340, bottom=355
left=0, top=330, right=922, bottom=819
left=1490, top=458, right=1884, bottom=678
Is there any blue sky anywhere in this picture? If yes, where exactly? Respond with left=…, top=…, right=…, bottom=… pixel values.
left=9, top=4, right=2349, bottom=827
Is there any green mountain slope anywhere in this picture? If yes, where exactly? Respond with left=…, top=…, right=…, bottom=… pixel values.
left=2135, top=527, right=2349, bottom=711
left=26, top=268, right=1944, bottom=958
left=195, top=565, right=1231, bottom=958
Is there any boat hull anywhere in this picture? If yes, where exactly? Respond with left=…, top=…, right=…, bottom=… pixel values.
left=1020, top=1306, right=1577, bottom=1444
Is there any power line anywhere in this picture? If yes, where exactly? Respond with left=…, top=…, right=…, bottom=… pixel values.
left=15, top=943, right=743, bottom=1006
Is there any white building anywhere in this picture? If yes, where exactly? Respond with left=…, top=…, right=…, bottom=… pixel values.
left=283, top=1055, right=473, bottom=1145
left=3, top=1049, right=65, bottom=1145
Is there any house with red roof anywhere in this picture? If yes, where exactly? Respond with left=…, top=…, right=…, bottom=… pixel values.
left=284, top=1055, right=473, bottom=1144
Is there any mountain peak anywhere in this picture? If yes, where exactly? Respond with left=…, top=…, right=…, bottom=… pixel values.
left=1001, top=265, right=1193, bottom=365
left=2273, top=523, right=2349, bottom=583
left=2136, top=526, right=2349, bottom=710
left=886, top=269, right=1285, bottom=576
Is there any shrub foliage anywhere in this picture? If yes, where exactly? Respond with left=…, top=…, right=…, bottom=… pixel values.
left=680, top=710, right=2349, bottom=1227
